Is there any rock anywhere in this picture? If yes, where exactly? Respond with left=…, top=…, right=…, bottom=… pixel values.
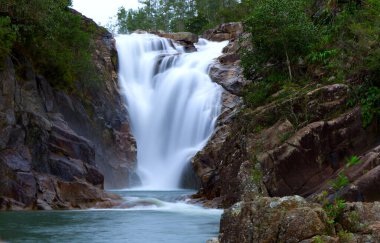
left=220, top=196, right=333, bottom=243
left=56, top=180, right=116, bottom=209
left=153, top=31, right=198, bottom=52
left=260, top=107, right=377, bottom=198
left=159, top=32, right=199, bottom=44
left=206, top=25, right=250, bottom=96
left=192, top=90, right=244, bottom=206
left=202, top=23, right=243, bottom=42
left=338, top=145, right=380, bottom=202
left=209, top=62, right=249, bottom=95
left=206, top=238, right=220, bottom=243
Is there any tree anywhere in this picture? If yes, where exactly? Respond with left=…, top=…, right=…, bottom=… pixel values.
left=244, top=0, right=317, bottom=80
left=0, top=16, right=17, bottom=62
left=3, top=0, right=97, bottom=88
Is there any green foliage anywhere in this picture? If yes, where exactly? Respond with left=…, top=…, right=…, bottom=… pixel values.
left=279, top=131, right=294, bottom=143
left=242, top=0, right=318, bottom=80
left=346, top=155, right=362, bottom=168
left=243, top=72, right=287, bottom=108
left=360, top=87, right=380, bottom=127
left=324, top=199, right=346, bottom=225
left=337, top=230, right=354, bottom=242
left=116, top=0, right=253, bottom=33
left=3, top=0, right=98, bottom=89
left=313, top=236, right=324, bottom=243
left=330, top=172, right=349, bottom=191
left=348, top=85, right=380, bottom=127
left=306, top=49, right=338, bottom=65
left=0, top=16, right=17, bottom=62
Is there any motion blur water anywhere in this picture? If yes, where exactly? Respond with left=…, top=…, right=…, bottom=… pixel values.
left=0, top=35, right=227, bottom=243
left=116, top=34, right=227, bottom=189
left=0, top=190, right=222, bottom=243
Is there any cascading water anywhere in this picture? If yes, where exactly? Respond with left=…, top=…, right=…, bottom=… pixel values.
left=0, top=34, right=228, bottom=243
left=116, top=33, right=227, bottom=190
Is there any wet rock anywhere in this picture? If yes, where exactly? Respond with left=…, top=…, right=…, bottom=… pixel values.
left=152, top=31, right=198, bottom=52
left=56, top=180, right=116, bottom=209
left=159, top=32, right=198, bottom=44
left=209, top=62, right=249, bottom=95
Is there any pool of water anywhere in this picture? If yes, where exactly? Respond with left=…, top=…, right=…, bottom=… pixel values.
left=0, top=190, right=221, bottom=243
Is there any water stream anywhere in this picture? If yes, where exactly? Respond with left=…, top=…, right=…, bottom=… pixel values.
left=116, top=34, right=227, bottom=189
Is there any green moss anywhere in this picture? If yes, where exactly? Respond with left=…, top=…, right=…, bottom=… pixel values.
left=337, top=230, right=354, bottom=242
left=313, top=236, right=325, bottom=243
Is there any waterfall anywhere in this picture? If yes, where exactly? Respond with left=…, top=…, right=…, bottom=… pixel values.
left=116, top=33, right=227, bottom=190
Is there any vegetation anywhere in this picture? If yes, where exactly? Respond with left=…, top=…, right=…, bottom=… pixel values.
left=1, top=0, right=98, bottom=89
left=324, top=198, right=346, bottom=225
left=346, top=155, right=362, bottom=168
left=240, top=0, right=380, bottom=127
left=116, top=0, right=253, bottom=33
left=243, top=0, right=317, bottom=80
left=330, top=172, right=350, bottom=191
left=0, top=16, right=17, bottom=63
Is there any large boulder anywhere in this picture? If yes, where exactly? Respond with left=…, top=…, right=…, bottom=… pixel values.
left=154, top=31, right=198, bottom=52
left=202, top=23, right=243, bottom=42
left=220, top=196, right=333, bottom=243
left=219, top=197, right=380, bottom=243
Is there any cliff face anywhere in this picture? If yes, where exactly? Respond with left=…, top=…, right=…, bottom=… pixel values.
left=198, top=23, right=380, bottom=242
left=0, top=14, right=136, bottom=210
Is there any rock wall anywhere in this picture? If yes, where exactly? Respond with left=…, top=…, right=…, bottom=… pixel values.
left=0, top=13, right=136, bottom=210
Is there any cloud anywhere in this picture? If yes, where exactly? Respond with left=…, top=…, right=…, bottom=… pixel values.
left=72, top=0, right=139, bottom=26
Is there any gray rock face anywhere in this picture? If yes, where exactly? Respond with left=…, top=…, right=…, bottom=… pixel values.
left=0, top=14, right=136, bottom=210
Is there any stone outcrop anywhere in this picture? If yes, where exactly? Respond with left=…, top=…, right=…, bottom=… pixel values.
left=153, top=31, right=198, bottom=52
left=219, top=196, right=380, bottom=243
left=202, top=22, right=243, bottom=42
left=0, top=13, right=136, bottom=210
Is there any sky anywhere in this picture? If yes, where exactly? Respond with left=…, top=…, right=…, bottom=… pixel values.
left=72, top=0, right=139, bottom=27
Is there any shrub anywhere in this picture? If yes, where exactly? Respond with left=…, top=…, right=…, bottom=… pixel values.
left=346, top=155, right=362, bottom=168
left=242, top=0, right=318, bottom=80
left=5, top=0, right=98, bottom=89
left=330, top=172, right=350, bottom=191
left=0, top=16, right=17, bottom=62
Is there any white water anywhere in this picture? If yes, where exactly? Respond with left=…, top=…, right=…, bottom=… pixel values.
left=116, top=34, right=227, bottom=190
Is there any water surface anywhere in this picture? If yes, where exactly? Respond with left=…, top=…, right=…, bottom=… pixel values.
left=0, top=190, right=221, bottom=243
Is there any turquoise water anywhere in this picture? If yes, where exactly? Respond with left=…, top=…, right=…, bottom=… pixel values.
left=0, top=190, right=221, bottom=243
